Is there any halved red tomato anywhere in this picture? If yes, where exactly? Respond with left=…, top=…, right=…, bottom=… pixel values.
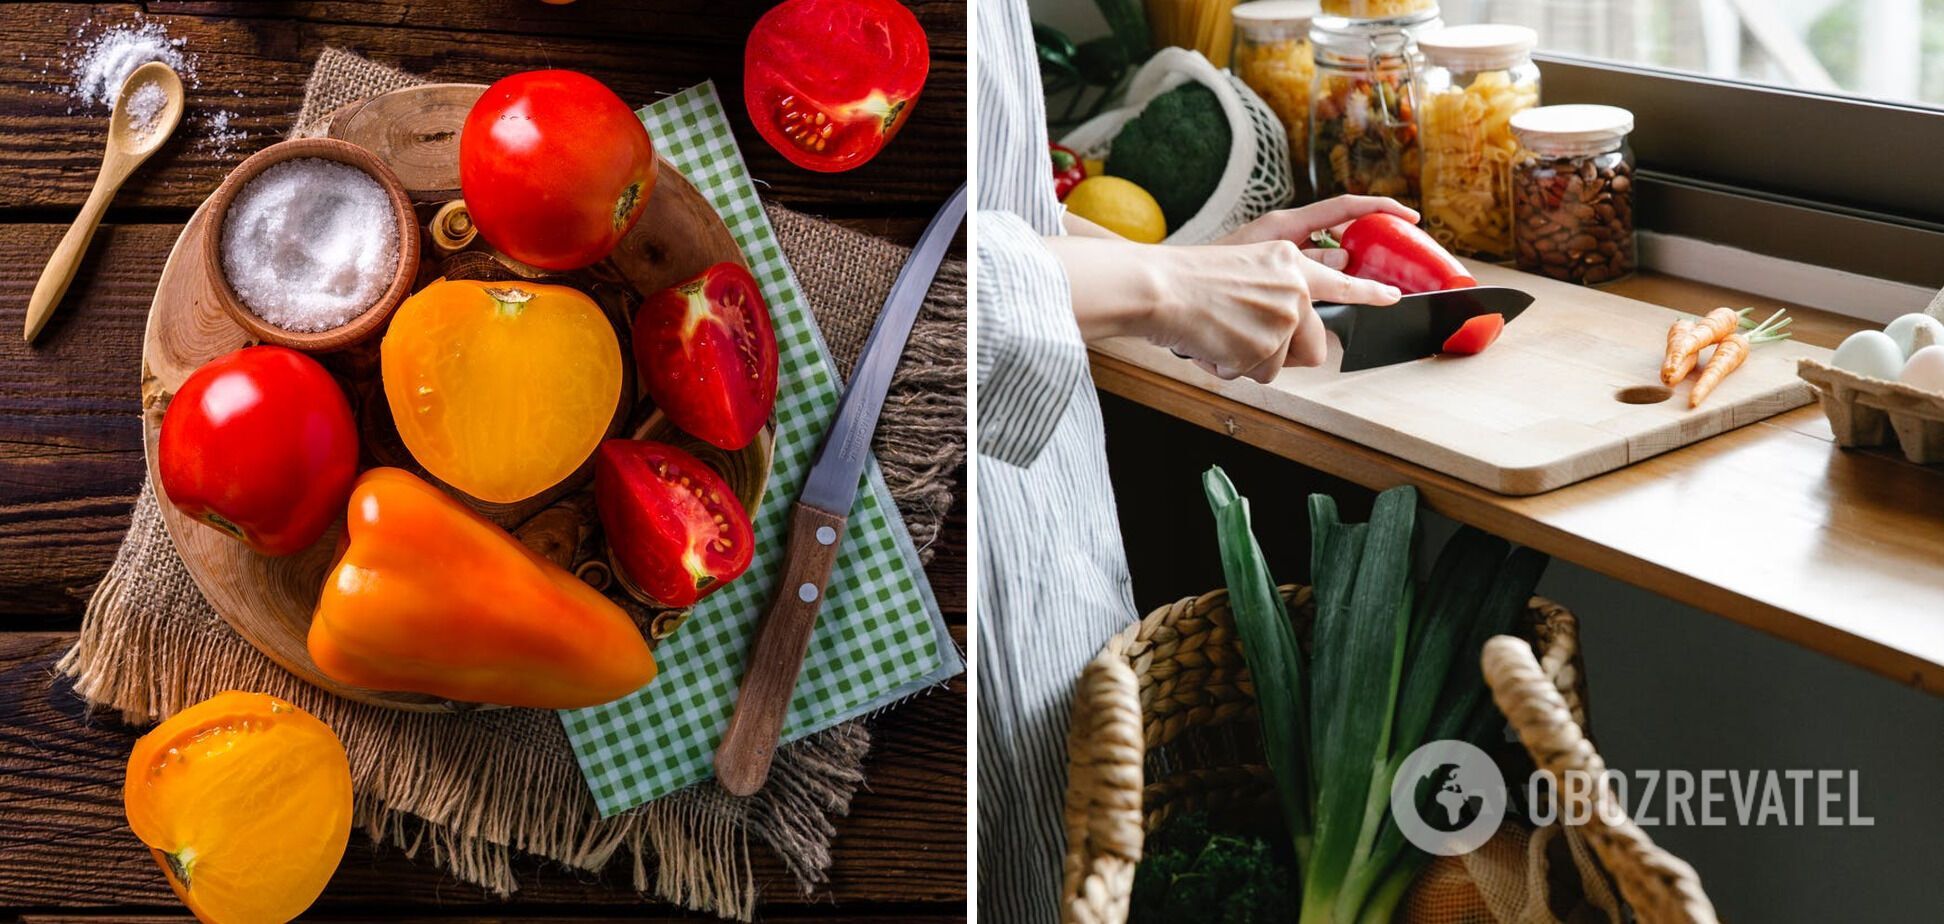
left=632, top=262, right=778, bottom=451
left=595, top=440, right=755, bottom=608
left=743, top=0, right=930, bottom=173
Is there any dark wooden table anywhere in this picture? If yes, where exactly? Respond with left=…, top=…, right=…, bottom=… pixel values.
left=0, top=3, right=966, bottom=921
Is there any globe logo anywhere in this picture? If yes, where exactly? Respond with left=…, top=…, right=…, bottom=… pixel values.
left=1391, top=739, right=1507, bottom=856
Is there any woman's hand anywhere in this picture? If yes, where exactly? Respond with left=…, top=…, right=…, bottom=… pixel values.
left=1145, top=240, right=1400, bottom=382
left=1050, top=196, right=1414, bottom=383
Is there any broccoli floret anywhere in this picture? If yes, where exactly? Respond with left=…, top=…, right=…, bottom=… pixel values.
left=1129, top=813, right=1294, bottom=923
left=1106, top=83, right=1232, bottom=231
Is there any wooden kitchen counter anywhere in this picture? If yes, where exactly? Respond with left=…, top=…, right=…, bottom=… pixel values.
left=1092, top=271, right=1944, bottom=694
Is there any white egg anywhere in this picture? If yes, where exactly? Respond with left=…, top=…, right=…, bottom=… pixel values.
left=1831, top=330, right=1906, bottom=380
left=1883, top=313, right=1944, bottom=358
left=1899, top=345, right=1944, bottom=394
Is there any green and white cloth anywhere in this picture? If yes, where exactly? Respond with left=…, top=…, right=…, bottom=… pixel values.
left=560, top=83, right=962, bottom=816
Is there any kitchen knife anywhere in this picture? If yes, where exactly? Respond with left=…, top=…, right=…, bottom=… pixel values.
left=1173, top=285, right=1535, bottom=373
left=714, top=183, right=966, bottom=797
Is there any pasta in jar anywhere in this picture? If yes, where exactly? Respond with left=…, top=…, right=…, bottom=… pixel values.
left=1234, top=35, right=1316, bottom=176
left=1320, top=0, right=1434, bottom=19
left=1308, top=14, right=1438, bottom=209
left=1417, top=25, right=1540, bottom=260
left=1311, top=67, right=1420, bottom=206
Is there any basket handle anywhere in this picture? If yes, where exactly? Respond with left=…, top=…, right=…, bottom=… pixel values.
left=1061, top=645, right=1146, bottom=924
left=1482, top=635, right=1721, bottom=924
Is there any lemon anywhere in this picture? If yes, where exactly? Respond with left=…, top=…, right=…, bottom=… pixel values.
left=1064, top=176, right=1167, bottom=244
left=1083, top=157, right=1107, bottom=177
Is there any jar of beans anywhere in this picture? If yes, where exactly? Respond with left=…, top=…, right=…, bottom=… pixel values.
left=1232, top=0, right=1319, bottom=194
left=1509, top=104, right=1637, bottom=285
left=1417, top=25, right=1540, bottom=261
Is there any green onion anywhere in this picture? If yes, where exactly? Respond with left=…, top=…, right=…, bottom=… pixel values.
left=1197, top=472, right=1551, bottom=924
left=1302, top=486, right=1416, bottom=924
left=1204, top=467, right=1312, bottom=868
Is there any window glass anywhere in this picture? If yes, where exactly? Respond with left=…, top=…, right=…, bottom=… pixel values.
left=1440, top=0, right=1944, bottom=109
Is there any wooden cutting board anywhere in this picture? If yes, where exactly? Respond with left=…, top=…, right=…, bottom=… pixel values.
left=1093, top=261, right=1831, bottom=495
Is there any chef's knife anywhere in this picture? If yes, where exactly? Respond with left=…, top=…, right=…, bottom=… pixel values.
left=714, top=184, right=966, bottom=797
left=1174, top=285, right=1534, bottom=373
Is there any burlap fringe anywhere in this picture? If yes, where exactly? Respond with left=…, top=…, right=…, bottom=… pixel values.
left=56, top=491, right=872, bottom=921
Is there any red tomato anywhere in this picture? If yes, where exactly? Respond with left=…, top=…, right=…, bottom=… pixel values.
left=1339, top=213, right=1477, bottom=294
left=460, top=70, right=658, bottom=271
left=1442, top=313, right=1505, bottom=355
left=632, top=262, right=778, bottom=451
left=157, top=346, right=359, bottom=557
left=744, top=0, right=930, bottom=172
left=595, top=440, right=755, bottom=607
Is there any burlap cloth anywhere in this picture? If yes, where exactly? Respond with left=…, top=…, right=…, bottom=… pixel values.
left=56, top=49, right=965, bottom=921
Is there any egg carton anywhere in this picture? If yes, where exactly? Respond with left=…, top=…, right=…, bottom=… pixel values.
left=1797, top=358, right=1944, bottom=464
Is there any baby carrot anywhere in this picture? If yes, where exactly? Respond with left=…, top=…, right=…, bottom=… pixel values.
left=1687, top=309, right=1793, bottom=408
left=1662, top=307, right=1745, bottom=385
left=1689, top=333, right=1749, bottom=407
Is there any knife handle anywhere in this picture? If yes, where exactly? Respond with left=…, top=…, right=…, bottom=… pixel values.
left=1314, top=302, right=1356, bottom=347
left=715, top=502, right=847, bottom=797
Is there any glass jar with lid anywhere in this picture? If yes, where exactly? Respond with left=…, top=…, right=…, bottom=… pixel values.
left=1309, top=11, right=1440, bottom=210
left=1232, top=0, right=1319, bottom=189
left=1417, top=24, right=1540, bottom=261
left=1510, top=104, right=1637, bottom=285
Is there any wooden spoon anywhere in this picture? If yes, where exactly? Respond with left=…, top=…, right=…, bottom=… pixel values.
left=23, top=60, right=185, bottom=343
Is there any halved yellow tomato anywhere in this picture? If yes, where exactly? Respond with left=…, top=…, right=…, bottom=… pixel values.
left=382, top=278, right=622, bottom=503
left=123, top=691, right=352, bottom=924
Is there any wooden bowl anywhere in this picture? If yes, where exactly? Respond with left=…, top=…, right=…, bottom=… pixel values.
left=200, top=137, right=421, bottom=352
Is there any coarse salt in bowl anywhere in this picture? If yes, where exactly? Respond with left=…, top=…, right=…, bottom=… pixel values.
left=203, top=138, right=420, bottom=351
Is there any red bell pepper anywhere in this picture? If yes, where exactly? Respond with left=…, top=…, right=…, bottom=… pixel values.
left=1338, top=213, right=1477, bottom=294
left=1442, top=313, right=1505, bottom=355
left=1049, top=143, right=1087, bottom=200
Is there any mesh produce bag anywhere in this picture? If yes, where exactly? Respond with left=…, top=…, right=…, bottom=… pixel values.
left=1061, top=48, right=1296, bottom=244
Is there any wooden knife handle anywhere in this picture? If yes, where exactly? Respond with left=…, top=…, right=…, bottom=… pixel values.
left=714, top=502, right=847, bottom=796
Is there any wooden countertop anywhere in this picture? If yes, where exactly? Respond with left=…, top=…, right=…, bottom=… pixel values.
left=1092, top=271, right=1944, bottom=694
left=0, top=2, right=965, bottom=920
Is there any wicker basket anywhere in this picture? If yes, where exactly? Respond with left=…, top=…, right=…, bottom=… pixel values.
left=1061, top=585, right=1718, bottom=924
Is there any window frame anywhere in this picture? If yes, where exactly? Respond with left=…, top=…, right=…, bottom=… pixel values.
left=1534, top=53, right=1944, bottom=289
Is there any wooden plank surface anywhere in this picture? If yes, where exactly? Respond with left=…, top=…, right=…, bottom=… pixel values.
left=0, top=629, right=966, bottom=910
left=1093, top=261, right=1828, bottom=495
left=1092, top=271, right=1944, bottom=693
left=0, top=2, right=965, bottom=213
left=0, top=1, right=966, bottom=919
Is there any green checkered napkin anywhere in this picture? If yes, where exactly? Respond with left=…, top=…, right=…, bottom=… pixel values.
left=560, top=83, right=962, bottom=816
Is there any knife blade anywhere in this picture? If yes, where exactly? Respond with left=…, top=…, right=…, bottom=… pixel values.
left=1323, top=285, right=1533, bottom=372
left=1170, top=285, right=1534, bottom=373
left=714, top=184, right=966, bottom=796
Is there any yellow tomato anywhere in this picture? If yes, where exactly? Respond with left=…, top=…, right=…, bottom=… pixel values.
left=124, top=692, right=352, bottom=924
left=1064, top=176, right=1168, bottom=244
left=382, top=278, right=622, bottom=503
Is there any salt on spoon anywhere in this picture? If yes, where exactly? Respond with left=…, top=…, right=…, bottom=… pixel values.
left=25, top=61, right=184, bottom=343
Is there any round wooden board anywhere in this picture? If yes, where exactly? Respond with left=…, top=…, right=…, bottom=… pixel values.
left=141, top=83, right=766, bottom=713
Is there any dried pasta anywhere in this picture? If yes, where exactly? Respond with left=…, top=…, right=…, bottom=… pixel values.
left=1234, top=38, right=1315, bottom=172
left=1420, top=69, right=1538, bottom=260
left=1148, top=0, right=1238, bottom=67
left=1319, top=0, right=1435, bottom=18
left=1311, top=68, right=1421, bottom=208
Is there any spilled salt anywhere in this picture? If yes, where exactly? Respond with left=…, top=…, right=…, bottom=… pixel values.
left=72, top=22, right=188, bottom=108
left=220, top=158, right=399, bottom=332
left=124, top=80, right=168, bottom=140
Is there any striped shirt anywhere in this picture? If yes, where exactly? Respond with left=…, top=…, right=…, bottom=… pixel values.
left=976, top=0, right=1141, bottom=918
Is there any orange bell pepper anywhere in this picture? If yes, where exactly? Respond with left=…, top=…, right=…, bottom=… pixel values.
left=308, top=467, right=656, bottom=708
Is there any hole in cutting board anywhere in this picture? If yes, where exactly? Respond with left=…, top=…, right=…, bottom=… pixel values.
left=1614, top=384, right=1674, bottom=405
